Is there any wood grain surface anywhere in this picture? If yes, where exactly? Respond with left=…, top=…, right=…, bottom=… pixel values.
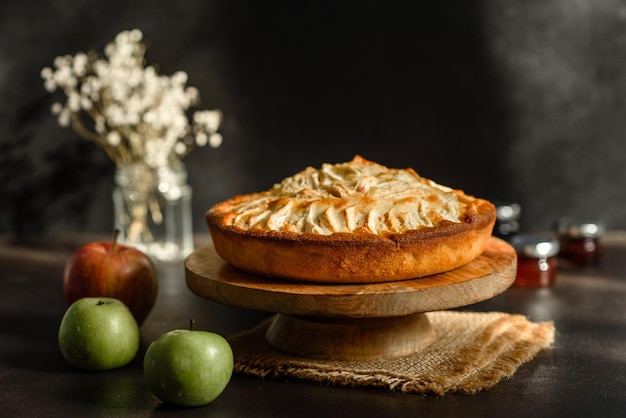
left=185, top=237, right=517, bottom=319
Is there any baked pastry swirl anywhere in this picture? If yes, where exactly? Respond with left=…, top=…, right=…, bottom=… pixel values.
left=206, top=156, right=496, bottom=283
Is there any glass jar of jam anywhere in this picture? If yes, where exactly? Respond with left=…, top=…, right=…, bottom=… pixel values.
left=510, top=235, right=560, bottom=288
left=493, top=201, right=521, bottom=240
left=553, top=218, right=604, bottom=266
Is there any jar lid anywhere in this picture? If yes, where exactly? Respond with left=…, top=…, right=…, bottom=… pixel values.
left=494, top=201, right=521, bottom=221
left=553, top=217, right=605, bottom=238
left=510, top=235, right=560, bottom=258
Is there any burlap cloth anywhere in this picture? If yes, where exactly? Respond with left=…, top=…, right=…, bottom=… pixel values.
left=228, top=310, right=555, bottom=395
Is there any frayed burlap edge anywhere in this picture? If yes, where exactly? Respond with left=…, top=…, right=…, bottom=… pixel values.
left=227, top=311, right=555, bottom=395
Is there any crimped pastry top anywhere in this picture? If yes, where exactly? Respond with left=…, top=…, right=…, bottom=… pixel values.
left=209, top=156, right=486, bottom=236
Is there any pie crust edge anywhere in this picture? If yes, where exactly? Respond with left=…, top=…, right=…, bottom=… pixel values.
left=206, top=199, right=496, bottom=283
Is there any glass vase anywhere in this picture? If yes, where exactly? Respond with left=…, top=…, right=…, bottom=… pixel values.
left=113, top=162, right=194, bottom=262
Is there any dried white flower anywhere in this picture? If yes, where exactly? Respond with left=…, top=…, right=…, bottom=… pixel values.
left=107, top=131, right=121, bottom=146
left=175, top=141, right=188, bottom=155
left=41, top=29, right=223, bottom=169
left=209, top=133, right=223, bottom=148
left=58, top=108, right=71, bottom=127
left=195, top=132, right=208, bottom=147
left=51, top=102, right=63, bottom=114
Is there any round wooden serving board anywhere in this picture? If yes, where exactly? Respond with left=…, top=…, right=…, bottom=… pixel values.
left=185, top=237, right=517, bottom=360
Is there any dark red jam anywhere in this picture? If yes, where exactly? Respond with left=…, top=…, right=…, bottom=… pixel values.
left=553, top=218, right=604, bottom=266
left=510, top=235, right=560, bottom=288
left=514, top=255, right=558, bottom=288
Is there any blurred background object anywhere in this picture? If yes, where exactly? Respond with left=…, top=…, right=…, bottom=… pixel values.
left=553, top=217, right=605, bottom=265
left=1, top=0, right=625, bottom=238
left=493, top=201, right=522, bottom=240
left=510, top=234, right=561, bottom=288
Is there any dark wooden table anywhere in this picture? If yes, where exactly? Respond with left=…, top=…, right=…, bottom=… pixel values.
left=1, top=232, right=626, bottom=417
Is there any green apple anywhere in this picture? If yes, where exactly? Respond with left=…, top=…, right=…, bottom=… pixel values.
left=58, top=297, right=140, bottom=371
left=143, top=327, right=234, bottom=407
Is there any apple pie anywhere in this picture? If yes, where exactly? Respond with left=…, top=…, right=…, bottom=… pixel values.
left=206, top=156, right=496, bottom=283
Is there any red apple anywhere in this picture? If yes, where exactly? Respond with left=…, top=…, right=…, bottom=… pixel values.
left=63, top=229, right=158, bottom=326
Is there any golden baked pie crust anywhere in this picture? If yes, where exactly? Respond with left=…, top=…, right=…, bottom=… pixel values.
left=206, top=157, right=496, bottom=283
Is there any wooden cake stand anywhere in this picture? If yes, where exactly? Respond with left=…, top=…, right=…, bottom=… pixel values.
left=185, top=237, right=517, bottom=361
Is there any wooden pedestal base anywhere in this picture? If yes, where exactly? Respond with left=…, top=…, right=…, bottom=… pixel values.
left=266, top=313, right=434, bottom=360
left=185, top=237, right=516, bottom=361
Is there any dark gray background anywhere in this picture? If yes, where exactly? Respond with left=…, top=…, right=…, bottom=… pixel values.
left=1, top=0, right=625, bottom=237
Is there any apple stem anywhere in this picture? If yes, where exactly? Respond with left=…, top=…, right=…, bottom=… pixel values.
left=189, top=319, right=195, bottom=331
left=112, top=228, right=121, bottom=254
